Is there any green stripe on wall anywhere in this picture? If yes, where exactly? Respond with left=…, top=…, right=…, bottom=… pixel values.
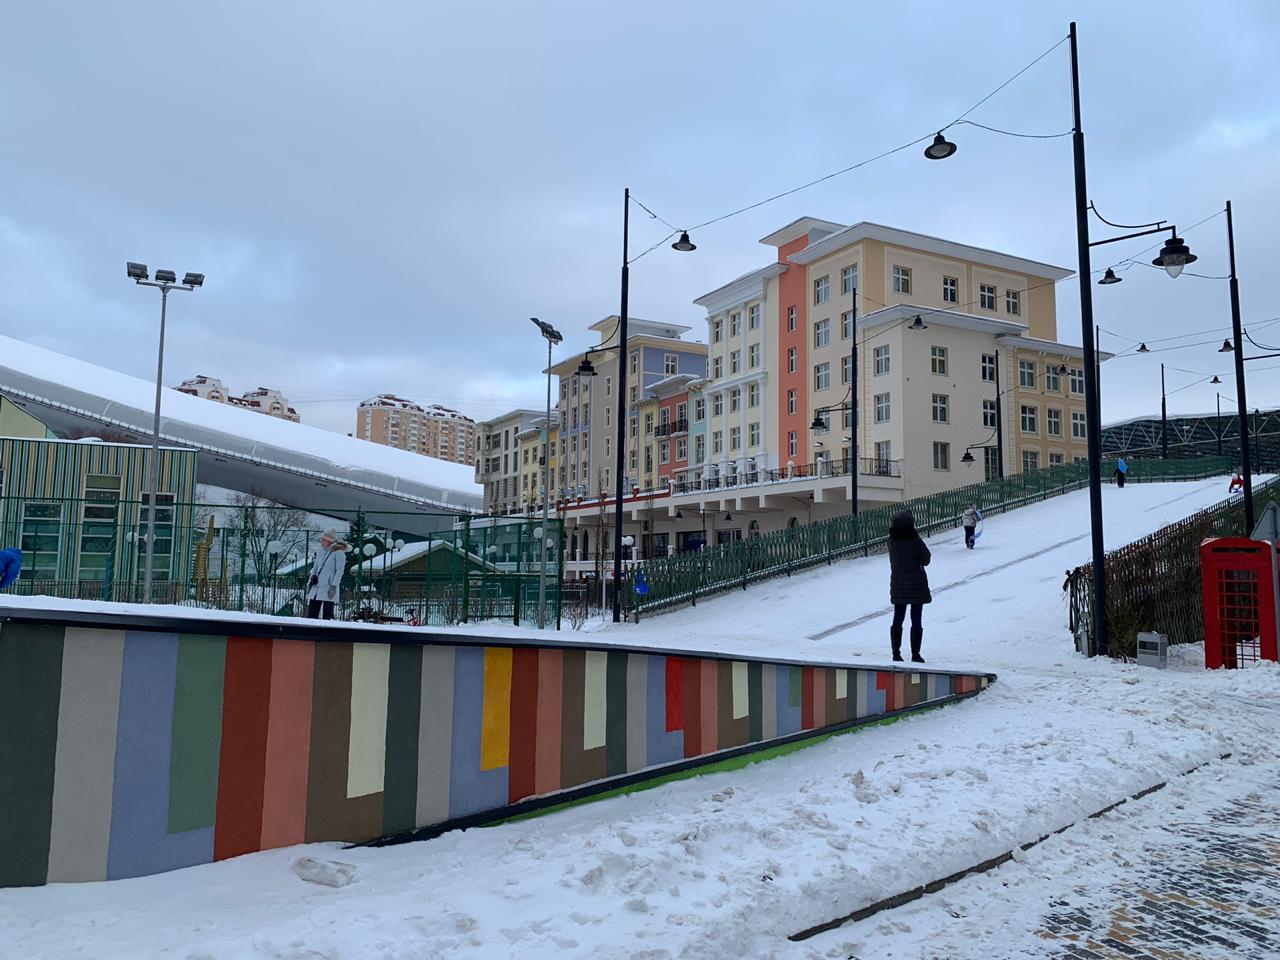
left=605, top=651, right=629, bottom=777
left=0, top=624, right=66, bottom=887
left=382, top=644, right=423, bottom=836
left=748, top=661, right=762, bottom=742
left=167, top=635, right=228, bottom=833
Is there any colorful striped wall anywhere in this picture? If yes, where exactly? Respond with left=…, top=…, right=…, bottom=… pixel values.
left=0, top=611, right=993, bottom=888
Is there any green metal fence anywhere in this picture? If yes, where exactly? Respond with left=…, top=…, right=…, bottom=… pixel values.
left=630, top=456, right=1237, bottom=618
left=0, top=497, right=566, bottom=628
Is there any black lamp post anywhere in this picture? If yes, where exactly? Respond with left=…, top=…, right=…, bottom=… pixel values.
left=1160, top=363, right=1168, bottom=460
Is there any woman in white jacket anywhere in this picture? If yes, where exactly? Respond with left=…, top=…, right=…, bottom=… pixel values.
left=306, top=529, right=349, bottom=619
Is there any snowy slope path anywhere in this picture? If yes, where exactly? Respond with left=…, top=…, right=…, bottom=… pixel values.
left=5, top=478, right=1280, bottom=960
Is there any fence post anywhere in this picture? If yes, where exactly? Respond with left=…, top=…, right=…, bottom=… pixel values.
left=237, top=506, right=248, bottom=612
left=462, top=516, right=471, bottom=623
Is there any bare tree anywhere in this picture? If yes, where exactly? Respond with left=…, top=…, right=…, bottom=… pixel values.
left=224, top=491, right=314, bottom=581
left=593, top=467, right=610, bottom=583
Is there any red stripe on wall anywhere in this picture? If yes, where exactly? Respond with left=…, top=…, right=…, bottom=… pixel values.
left=681, top=658, right=701, bottom=758
left=665, top=656, right=683, bottom=733
left=876, top=671, right=896, bottom=712
left=533, top=649, right=562, bottom=796
left=812, top=668, right=826, bottom=729
left=801, top=668, right=815, bottom=729
left=213, top=637, right=274, bottom=861
left=508, top=649, right=540, bottom=804
left=259, top=640, right=314, bottom=851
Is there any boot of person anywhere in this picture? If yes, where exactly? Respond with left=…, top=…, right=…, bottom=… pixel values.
left=890, top=624, right=904, bottom=662
left=910, top=626, right=925, bottom=663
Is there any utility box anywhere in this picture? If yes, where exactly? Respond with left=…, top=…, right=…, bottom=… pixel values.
left=1136, top=632, right=1168, bottom=669
left=1200, top=537, right=1280, bottom=669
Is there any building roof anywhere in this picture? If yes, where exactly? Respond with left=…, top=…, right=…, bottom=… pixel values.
left=589, top=316, right=692, bottom=339
left=995, top=334, right=1115, bottom=361
left=758, top=217, right=846, bottom=248
left=692, top=262, right=787, bottom=311
left=860, top=303, right=1029, bottom=337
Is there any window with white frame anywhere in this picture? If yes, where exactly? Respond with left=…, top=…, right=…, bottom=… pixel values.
left=644, top=412, right=653, bottom=435
left=874, top=392, right=891, bottom=423
left=605, top=436, right=612, bottom=457
left=712, top=393, right=723, bottom=416
left=630, top=353, right=638, bottom=374
left=814, top=362, right=831, bottom=391
left=749, top=343, right=760, bottom=368
left=980, top=284, right=997, bottom=310
left=984, top=446, right=1000, bottom=480
left=1020, top=404, right=1038, bottom=433
left=712, top=318, right=722, bottom=343
left=841, top=264, right=858, bottom=295
left=730, top=350, right=741, bottom=374
left=787, top=348, right=797, bottom=373
left=787, top=306, right=797, bottom=331
left=605, top=406, right=611, bottom=427
left=677, top=437, right=688, bottom=460
left=981, top=353, right=996, bottom=382
left=1069, top=367, right=1085, bottom=395
left=814, top=318, right=830, bottom=348
left=1019, top=360, right=1036, bottom=388
left=841, top=310, right=854, bottom=340
left=787, top=389, right=797, bottom=415
left=932, top=393, right=949, bottom=423
left=1044, top=363, right=1061, bottom=392
left=893, top=265, right=912, bottom=294
left=694, top=396, right=705, bottom=420
left=1049, top=452, right=1064, bottom=466
left=712, top=430, right=723, bottom=454
left=659, top=442, right=670, bottom=464
left=676, top=401, right=687, bottom=423
left=604, top=375, right=612, bottom=397
left=874, top=344, right=890, bottom=376
left=749, top=421, right=760, bottom=446
left=664, top=353, right=678, bottom=375
left=842, top=354, right=853, bottom=385
left=730, top=312, right=741, bottom=336
left=931, top=346, right=948, bottom=376
left=729, top=388, right=741, bottom=412
left=1006, top=289, right=1021, bottom=315
left=788, top=431, right=797, bottom=457
left=943, top=276, right=958, bottom=303
left=729, top=426, right=741, bottom=451
left=748, top=303, right=760, bottom=329
left=1071, top=410, right=1086, bottom=439
left=814, top=275, right=830, bottom=305
left=875, top=440, right=892, bottom=466
left=748, top=382, right=759, bottom=407
left=1022, top=450, right=1040, bottom=472
left=933, top=441, right=950, bottom=470
left=983, top=398, right=997, bottom=429
left=695, top=435, right=705, bottom=461
left=1047, top=408, right=1063, bottom=436
left=712, top=356, right=723, bottom=379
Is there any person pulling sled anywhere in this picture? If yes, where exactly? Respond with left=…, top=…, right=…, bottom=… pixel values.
left=962, top=504, right=982, bottom=549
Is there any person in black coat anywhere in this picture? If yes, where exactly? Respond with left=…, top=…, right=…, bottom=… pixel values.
left=887, top=510, right=931, bottom=663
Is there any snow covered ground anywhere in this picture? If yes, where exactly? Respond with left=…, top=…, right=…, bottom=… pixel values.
left=4, top=476, right=1279, bottom=960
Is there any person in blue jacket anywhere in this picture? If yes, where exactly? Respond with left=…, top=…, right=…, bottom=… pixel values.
left=1114, top=455, right=1129, bottom=488
left=0, top=548, right=22, bottom=589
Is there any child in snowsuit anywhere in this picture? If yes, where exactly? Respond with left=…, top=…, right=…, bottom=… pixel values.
left=962, top=504, right=980, bottom=549
left=887, top=511, right=931, bottom=664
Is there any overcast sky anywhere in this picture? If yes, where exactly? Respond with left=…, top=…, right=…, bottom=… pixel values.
left=2, top=2, right=1278, bottom=437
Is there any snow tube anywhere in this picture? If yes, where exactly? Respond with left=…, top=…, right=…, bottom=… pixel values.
left=972, top=509, right=985, bottom=543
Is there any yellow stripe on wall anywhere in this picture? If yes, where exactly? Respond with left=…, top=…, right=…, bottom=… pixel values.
left=347, top=643, right=391, bottom=798
left=836, top=669, right=848, bottom=700
left=480, top=647, right=513, bottom=771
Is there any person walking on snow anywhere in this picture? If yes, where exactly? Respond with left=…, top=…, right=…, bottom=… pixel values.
left=962, top=503, right=981, bottom=549
left=887, top=510, right=931, bottom=664
left=0, top=548, right=22, bottom=589
left=306, top=529, right=349, bottom=620
left=1114, top=455, right=1128, bottom=488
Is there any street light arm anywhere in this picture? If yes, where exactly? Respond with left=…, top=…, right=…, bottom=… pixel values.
left=1087, top=223, right=1175, bottom=249
left=1086, top=203, right=1167, bottom=232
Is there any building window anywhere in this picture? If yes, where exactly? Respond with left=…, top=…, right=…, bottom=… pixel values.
left=931, top=393, right=949, bottom=423
left=875, top=439, right=892, bottom=468
left=605, top=407, right=611, bottom=427
left=712, top=393, right=723, bottom=417
left=712, top=319, right=722, bottom=343
left=1019, top=360, right=1037, bottom=388
left=874, top=345, right=890, bottom=376
left=694, top=397, right=705, bottom=421
left=729, top=426, right=741, bottom=451
left=730, top=350, right=741, bottom=374
left=1049, top=452, right=1064, bottom=466
left=749, top=303, right=761, bottom=329
left=787, top=306, right=797, bottom=331
left=893, top=265, right=912, bottom=294
left=1020, top=404, right=1038, bottom=434
left=841, top=310, right=854, bottom=340
left=729, top=388, right=741, bottom=412
left=983, top=398, right=997, bottom=429
left=748, top=382, right=760, bottom=407
left=841, top=264, right=858, bottom=295
left=1045, top=363, right=1061, bottom=393
left=1069, top=367, right=1085, bottom=395
left=660, top=442, right=670, bottom=464
left=695, top=435, right=705, bottom=461
left=1072, top=410, right=1087, bottom=439
left=931, top=346, right=948, bottom=376
left=981, top=354, right=996, bottom=382
left=749, top=421, right=760, bottom=447
left=604, top=376, right=612, bottom=396
left=1006, top=290, right=1021, bottom=315
left=788, top=431, right=798, bottom=457
left=842, top=354, right=853, bottom=385
left=78, top=475, right=121, bottom=580
left=814, top=275, right=830, bottom=305
left=943, top=276, right=958, bottom=303
left=1047, top=408, right=1063, bottom=437
left=730, top=312, right=741, bottom=336
left=630, top=353, right=638, bottom=374
left=644, top=413, right=654, bottom=435
left=787, top=348, right=797, bottom=373
left=814, top=362, right=831, bottom=391
left=664, top=353, right=678, bottom=375
left=787, top=389, right=797, bottom=415
left=1022, top=450, right=1041, bottom=472
left=874, top=392, right=891, bottom=423
left=677, top=437, right=688, bottom=460
left=980, top=284, right=997, bottom=310
left=713, top=356, right=723, bottom=379
left=813, top=318, right=829, bottom=348
left=712, top=431, right=723, bottom=454
left=933, top=442, right=950, bottom=471
left=984, top=446, right=1000, bottom=481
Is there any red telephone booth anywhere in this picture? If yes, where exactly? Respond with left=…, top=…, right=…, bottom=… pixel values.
left=1200, top=538, right=1280, bottom=669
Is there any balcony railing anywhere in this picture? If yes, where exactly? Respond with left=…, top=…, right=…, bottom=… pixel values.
left=669, top=458, right=902, bottom=495
left=654, top=419, right=689, bottom=438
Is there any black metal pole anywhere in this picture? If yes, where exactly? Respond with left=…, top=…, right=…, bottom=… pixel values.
left=612, top=188, right=630, bottom=623
left=1069, top=21, right=1109, bottom=657
left=1226, top=200, right=1255, bottom=534
left=994, top=348, right=1004, bottom=479
left=1216, top=393, right=1222, bottom=457
left=850, top=289, right=858, bottom=524
left=1160, top=363, right=1168, bottom=460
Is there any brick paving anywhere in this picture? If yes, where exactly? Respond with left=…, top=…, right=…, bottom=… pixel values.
left=1036, top=780, right=1280, bottom=959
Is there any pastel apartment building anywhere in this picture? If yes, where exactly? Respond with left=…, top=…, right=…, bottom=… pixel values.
left=176, top=375, right=300, bottom=422
left=356, top=396, right=478, bottom=467
left=475, top=409, right=541, bottom=515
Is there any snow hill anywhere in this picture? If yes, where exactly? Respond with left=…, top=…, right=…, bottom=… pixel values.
left=5, top=476, right=1280, bottom=960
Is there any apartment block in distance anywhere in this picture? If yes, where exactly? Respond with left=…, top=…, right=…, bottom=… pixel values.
left=176, top=375, right=301, bottom=422
left=356, top=395, right=478, bottom=467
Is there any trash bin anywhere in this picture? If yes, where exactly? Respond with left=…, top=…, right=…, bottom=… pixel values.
left=1200, top=537, right=1280, bottom=669
left=1136, top=631, right=1168, bottom=669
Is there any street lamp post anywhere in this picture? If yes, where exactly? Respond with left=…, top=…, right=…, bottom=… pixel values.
left=531, top=318, right=563, bottom=629
left=1160, top=363, right=1168, bottom=460
left=127, top=262, right=203, bottom=604
left=1216, top=392, right=1224, bottom=457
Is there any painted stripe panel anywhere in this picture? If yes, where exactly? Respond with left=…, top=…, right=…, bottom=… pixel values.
left=664, top=656, right=683, bottom=733
left=582, top=650, right=607, bottom=751
left=835, top=669, right=848, bottom=701
left=415, top=645, right=455, bottom=827
left=625, top=654, right=648, bottom=774
left=449, top=647, right=508, bottom=817
left=731, top=661, right=748, bottom=719
left=0, top=624, right=64, bottom=887
left=761, top=663, right=778, bottom=740
left=532, top=649, right=562, bottom=796
left=347, top=642, right=391, bottom=799
left=479, top=647, right=512, bottom=772
left=699, top=659, right=717, bottom=755
left=260, top=639, right=315, bottom=849
left=382, top=644, right=423, bottom=835
left=168, top=635, right=227, bottom=834
left=213, top=637, right=273, bottom=861
left=47, top=628, right=124, bottom=883
left=605, top=652, right=628, bottom=776
left=507, top=648, right=540, bottom=804
left=645, top=656, right=682, bottom=767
